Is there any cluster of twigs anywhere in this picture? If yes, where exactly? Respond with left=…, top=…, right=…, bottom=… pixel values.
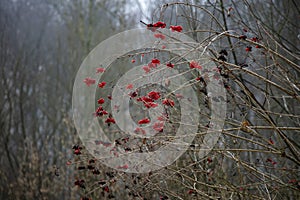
left=69, top=1, right=299, bottom=200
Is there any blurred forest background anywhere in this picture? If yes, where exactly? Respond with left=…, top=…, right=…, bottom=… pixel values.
left=0, top=0, right=299, bottom=199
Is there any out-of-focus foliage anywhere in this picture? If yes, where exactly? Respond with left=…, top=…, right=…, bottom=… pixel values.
left=0, top=0, right=142, bottom=199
